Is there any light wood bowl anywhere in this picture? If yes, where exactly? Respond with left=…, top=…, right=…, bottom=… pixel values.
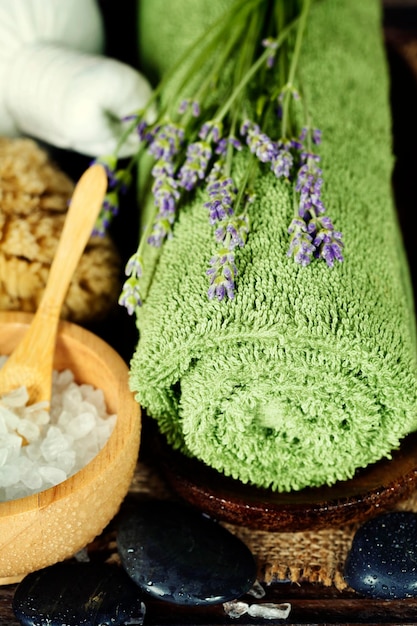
left=0, top=311, right=141, bottom=584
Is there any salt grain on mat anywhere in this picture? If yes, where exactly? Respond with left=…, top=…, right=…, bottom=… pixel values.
left=0, top=355, right=116, bottom=502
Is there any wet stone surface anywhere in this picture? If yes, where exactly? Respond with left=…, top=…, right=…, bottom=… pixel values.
left=12, top=561, right=146, bottom=625
left=117, top=499, right=257, bottom=606
left=344, top=511, right=417, bottom=599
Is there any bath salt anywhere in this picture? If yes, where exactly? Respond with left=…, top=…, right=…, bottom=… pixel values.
left=0, top=355, right=117, bottom=502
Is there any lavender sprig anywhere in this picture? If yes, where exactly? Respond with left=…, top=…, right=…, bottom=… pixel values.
left=148, top=123, right=185, bottom=161
left=92, top=158, right=132, bottom=235
left=204, top=168, right=251, bottom=300
left=118, top=252, right=143, bottom=315
left=148, top=161, right=180, bottom=246
left=288, top=133, right=344, bottom=266
left=100, top=0, right=343, bottom=314
left=178, top=141, right=212, bottom=191
left=241, top=119, right=343, bottom=268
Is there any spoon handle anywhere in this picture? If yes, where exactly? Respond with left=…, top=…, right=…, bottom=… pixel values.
left=38, top=163, right=108, bottom=319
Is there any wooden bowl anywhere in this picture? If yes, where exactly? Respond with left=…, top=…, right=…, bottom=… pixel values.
left=0, top=311, right=141, bottom=584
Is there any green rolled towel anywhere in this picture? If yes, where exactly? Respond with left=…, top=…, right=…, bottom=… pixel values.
left=129, top=0, right=417, bottom=492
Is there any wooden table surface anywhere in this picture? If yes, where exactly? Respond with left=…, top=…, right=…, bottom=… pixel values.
left=2, top=3, right=417, bottom=625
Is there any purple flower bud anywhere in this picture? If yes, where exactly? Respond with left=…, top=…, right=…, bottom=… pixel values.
left=198, top=120, right=222, bottom=142
left=178, top=99, right=189, bottom=114
left=313, top=128, right=322, bottom=145
left=178, top=141, right=212, bottom=191
left=148, top=123, right=185, bottom=161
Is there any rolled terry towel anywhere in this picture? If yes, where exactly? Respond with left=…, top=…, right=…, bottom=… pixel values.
left=129, top=0, right=417, bottom=491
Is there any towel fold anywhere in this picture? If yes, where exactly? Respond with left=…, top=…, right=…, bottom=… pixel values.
left=130, top=0, right=417, bottom=491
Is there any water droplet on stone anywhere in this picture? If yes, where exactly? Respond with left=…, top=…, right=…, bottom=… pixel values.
left=12, top=562, right=146, bottom=626
left=117, top=499, right=257, bottom=606
left=344, top=512, right=417, bottom=599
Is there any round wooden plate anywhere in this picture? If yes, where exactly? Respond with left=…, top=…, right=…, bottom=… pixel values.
left=155, top=431, right=417, bottom=532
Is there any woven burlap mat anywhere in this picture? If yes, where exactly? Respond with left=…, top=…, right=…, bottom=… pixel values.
left=128, top=460, right=417, bottom=592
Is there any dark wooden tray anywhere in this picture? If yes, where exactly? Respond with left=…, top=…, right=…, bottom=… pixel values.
left=157, top=430, right=417, bottom=532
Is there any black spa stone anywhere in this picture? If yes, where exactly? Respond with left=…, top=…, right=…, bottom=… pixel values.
left=117, top=499, right=257, bottom=606
left=12, top=561, right=146, bottom=626
left=344, top=511, right=417, bottom=599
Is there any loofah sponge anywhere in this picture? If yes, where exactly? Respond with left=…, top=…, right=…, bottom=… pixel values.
left=0, top=137, right=121, bottom=321
left=129, top=0, right=417, bottom=491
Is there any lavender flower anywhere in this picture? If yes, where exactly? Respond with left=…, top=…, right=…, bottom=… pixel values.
left=152, top=167, right=179, bottom=217
left=320, top=238, right=344, bottom=267
left=215, top=214, right=249, bottom=249
left=178, top=99, right=201, bottom=117
left=113, top=168, right=132, bottom=194
left=147, top=220, right=173, bottom=247
left=92, top=191, right=119, bottom=237
left=148, top=123, right=185, bottom=161
left=199, top=120, right=223, bottom=142
left=135, top=120, right=153, bottom=143
left=262, top=37, right=278, bottom=68
left=118, top=276, right=142, bottom=315
left=241, top=121, right=277, bottom=164
left=94, top=155, right=118, bottom=189
left=309, top=216, right=344, bottom=267
left=204, top=176, right=237, bottom=225
left=287, top=217, right=315, bottom=266
left=125, top=251, right=143, bottom=279
left=312, top=128, right=322, bottom=145
left=207, top=250, right=237, bottom=301
left=215, top=136, right=242, bottom=156
left=271, top=141, right=293, bottom=178
left=178, top=141, right=212, bottom=191
left=148, top=161, right=180, bottom=246
left=178, top=99, right=189, bottom=114
left=296, top=152, right=325, bottom=218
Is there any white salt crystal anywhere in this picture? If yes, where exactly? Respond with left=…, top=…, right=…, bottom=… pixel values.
left=57, top=409, right=75, bottom=429
left=25, top=441, right=42, bottom=462
left=0, top=416, right=7, bottom=435
left=20, top=465, right=43, bottom=491
left=65, top=412, right=96, bottom=440
left=223, top=601, right=249, bottom=619
left=62, top=385, right=83, bottom=413
left=0, top=448, right=8, bottom=467
left=40, top=426, right=73, bottom=462
left=39, top=465, right=68, bottom=485
left=0, top=432, right=22, bottom=462
left=247, top=603, right=292, bottom=619
left=0, top=361, right=117, bottom=502
left=0, top=386, right=29, bottom=408
left=223, top=601, right=292, bottom=621
left=53, top=368, right=71, bottom=384
left=0, top=464, right=20, bottom=487
left=0, top=405, right=20, bottom=431
left=17, top=419, right=41, bottom=443
left=5, top=483, right=32, bottom=501
left=55, top=450, right=76, bottom=475
left=26, top=403, right=50, bottom=426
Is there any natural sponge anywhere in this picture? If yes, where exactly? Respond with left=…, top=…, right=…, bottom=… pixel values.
left=0, top=137, right=121, bottom=321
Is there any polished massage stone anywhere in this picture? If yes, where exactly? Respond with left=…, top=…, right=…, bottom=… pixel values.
left=344, top=511, right=417, bottom=599
left=12, top=561, right=146, bottom=625
left=117, top=499, right=257, bottom=606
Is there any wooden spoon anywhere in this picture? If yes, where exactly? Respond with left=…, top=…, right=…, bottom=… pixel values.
left=0, top=163, right=107, bottom=407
